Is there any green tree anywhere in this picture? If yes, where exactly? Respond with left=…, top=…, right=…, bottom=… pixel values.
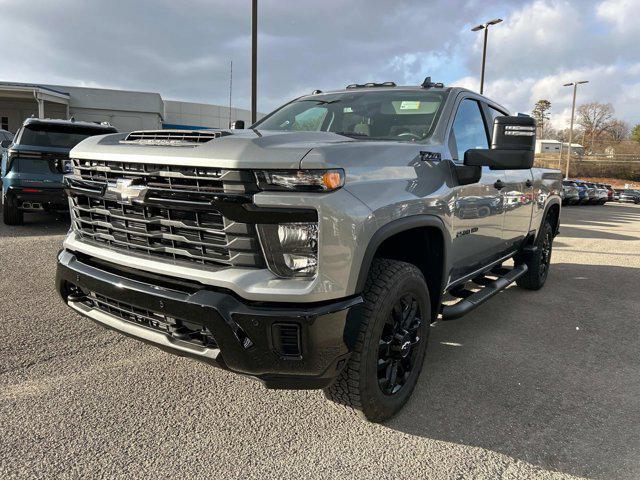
left=632, top=124, right=640, bottom=143
left=532, top=99, right=552, bottom=137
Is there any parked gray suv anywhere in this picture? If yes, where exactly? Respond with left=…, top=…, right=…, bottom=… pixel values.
left=56, top=81, right=562, bottom=422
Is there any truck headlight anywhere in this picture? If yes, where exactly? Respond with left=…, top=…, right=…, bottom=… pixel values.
left=255, top=169, right=344, bottom=192
left=257, top=222, right=318, bottom=278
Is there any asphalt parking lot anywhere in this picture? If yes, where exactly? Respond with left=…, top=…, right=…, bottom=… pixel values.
left=1, top=203, right=639, bottom=480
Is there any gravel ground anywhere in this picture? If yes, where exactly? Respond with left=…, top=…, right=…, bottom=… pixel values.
left=1, top=203, right=639, bottom=480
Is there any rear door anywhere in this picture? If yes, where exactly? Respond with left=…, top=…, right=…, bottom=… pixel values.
left=448, top=96, right=506, bottom=280
left=483, top=104, right=534, bottom=249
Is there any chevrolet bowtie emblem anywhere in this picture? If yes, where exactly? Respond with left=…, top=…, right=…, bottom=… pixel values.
left=106, top=178, right=147, bottom=204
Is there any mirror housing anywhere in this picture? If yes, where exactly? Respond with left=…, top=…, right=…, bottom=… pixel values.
left=464, top=115, right=536, bottom=170
left=0, top=140, right=12, bottom=148
left=230, top=120, right=245, bottom=130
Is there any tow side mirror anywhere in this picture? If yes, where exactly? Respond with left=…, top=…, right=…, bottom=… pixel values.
left=230, top=120, right=245, bottom=130
left=464, top=115, right=536, bottom=170
left=0, top=140, right=12, bottom=148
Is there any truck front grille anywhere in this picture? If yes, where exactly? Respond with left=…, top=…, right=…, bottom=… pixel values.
left=69, top=160, right=263, bottom=269
left=85, top=291, right=218, bottom=349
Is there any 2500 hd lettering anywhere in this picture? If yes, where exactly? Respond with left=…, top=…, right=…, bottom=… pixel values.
left=56, top=80, right=561, bottom=422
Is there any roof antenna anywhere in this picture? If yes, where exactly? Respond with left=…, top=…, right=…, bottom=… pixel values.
left=421, top=76, right=444, bottom=89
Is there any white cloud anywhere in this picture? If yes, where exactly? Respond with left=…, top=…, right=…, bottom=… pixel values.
left=453, top=0, right=640, bottom=128
left=457, top=64, right=640, bottom=129
left=597, top=0, right=640, bottom=35
left=0, top=0, right=638, bottom=129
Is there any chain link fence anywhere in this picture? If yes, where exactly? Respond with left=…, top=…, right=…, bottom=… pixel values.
left=534, top=153, right=640, bottom=181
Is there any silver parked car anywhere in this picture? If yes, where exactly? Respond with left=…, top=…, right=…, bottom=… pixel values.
left=619, top=190, right=640, bottom=204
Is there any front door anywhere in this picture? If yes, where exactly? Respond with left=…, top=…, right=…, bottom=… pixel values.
left=448, top=98, right=505, bottom=281
left=482, top=104, right=534, bottom=248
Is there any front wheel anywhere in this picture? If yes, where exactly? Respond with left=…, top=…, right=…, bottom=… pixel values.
left=323, top=259, right=430, bottom=423
left=516, top=218, right=554, bottom=290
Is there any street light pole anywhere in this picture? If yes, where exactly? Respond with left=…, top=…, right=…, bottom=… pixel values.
left=471, top=18, right=502, bottom=94
left=480, top=27, right=488, bottom=94
left=562, top=80, right=588, bottom=179
left=251, top=0, right=257, bottom=125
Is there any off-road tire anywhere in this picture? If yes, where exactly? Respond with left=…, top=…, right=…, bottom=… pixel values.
left=516, top=218, right=554, bottom=290
left=2, top=194, right=23, bottom=225
left=323, top=259, right=430, bottom=423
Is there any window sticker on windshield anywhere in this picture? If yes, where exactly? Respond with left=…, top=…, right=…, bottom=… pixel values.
left=343, top=107, right=353, bottom=113
left=400, top=101, right=421, bottom=110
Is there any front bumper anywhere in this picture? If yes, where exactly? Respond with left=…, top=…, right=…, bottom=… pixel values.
left=56, top=249, right=363, bottom=389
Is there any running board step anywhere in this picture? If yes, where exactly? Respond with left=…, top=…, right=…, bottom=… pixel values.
left=441, top=264, right=528, bottom=321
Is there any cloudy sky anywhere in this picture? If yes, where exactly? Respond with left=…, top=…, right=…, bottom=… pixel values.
left=1, top=0, right=639, bottom=129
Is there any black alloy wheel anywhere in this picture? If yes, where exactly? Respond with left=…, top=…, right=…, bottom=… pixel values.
left=538, top=226, right=552, bottom=281
left=377, top=294, right=422, bottom=395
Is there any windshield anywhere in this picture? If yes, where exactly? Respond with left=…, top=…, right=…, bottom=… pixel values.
left=253, top=89, right=446, bottom=141
left=17, top=124, right=115, bottom=149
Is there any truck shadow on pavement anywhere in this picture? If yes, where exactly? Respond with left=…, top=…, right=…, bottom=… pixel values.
left=388, top=262, right=640, bottom=479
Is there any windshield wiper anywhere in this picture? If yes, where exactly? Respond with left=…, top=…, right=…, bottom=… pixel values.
left=299, top=99, right=341, bottom=105
left=333, top=131, right=370, bottom=139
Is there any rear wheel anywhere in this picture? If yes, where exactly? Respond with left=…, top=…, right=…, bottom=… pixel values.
left=516, top=218, right=554, bottom=290
left=2, top=194, right=23, bottom=225
left=324, top=259, right=430, bottom=423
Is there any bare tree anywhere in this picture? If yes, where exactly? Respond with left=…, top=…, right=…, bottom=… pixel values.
left=576, top=102, right=614, bottom=152
left=606, top=119, right=629, bottom=142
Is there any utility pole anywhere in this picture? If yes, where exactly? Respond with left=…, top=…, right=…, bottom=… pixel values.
left=562, top=80, right=588, bottom=179
left=251, top=0, right=257, bottom=124
left=471, top=18, right=502, bottom=94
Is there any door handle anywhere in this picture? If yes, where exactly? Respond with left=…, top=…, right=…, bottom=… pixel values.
left=525, top=179, right=533, bottom=188
left=494, top=179, right=504, bottom=190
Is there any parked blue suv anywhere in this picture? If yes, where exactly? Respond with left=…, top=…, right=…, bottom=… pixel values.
left=572, top=180, right=589, bottom=204
left=1, top=118, right=117, bottom=225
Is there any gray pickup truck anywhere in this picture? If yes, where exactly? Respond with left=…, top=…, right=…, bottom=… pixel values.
left=56, top=80, right=562, bottom=422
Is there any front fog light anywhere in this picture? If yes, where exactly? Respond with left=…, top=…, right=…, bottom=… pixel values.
left=257, top=222, right=318, bottom=278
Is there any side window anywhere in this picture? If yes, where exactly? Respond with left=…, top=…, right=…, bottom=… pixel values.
left=449, top=99, right=489, bottom=161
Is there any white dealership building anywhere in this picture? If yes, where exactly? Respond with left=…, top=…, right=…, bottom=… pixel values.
left=0, top=81, right=255, bottom=133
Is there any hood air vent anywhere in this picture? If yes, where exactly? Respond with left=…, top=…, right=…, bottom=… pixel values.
left=121, top=129, right=230, bottom=146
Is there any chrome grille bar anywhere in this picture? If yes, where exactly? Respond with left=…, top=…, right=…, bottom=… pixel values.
left=68, top=160, right=263, bottom=269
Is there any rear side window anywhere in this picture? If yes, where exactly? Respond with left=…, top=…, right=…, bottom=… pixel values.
left=449, top=99, right=489, bottom=161
left=17, top=125, right=113, bottom=149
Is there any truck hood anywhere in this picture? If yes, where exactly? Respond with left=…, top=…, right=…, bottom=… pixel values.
left=70, top=130, right=359, bottom=169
